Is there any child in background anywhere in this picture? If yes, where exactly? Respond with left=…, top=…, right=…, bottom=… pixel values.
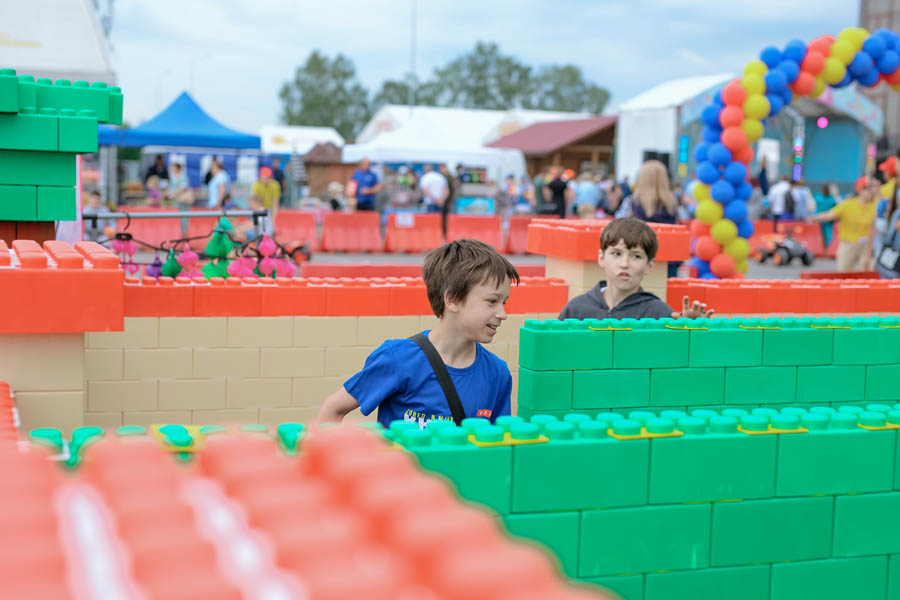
left=82, top=191, right=111, bottom=243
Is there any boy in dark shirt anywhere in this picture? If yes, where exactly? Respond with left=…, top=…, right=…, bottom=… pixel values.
left=559, top=218, right=712, bottom=320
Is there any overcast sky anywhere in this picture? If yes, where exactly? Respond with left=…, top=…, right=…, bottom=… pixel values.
left=109, top=0, right=859, bottom=135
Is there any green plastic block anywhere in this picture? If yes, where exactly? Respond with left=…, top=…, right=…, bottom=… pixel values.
left=771, top=556, right=887, bottom=600
left=0, top=68, right=18, bottom=112
left=108, top=86, right=123, bottom=125
left=0, top=110, right=58, bottom=151
left=503, top=512, right=579, bottom=577
left=58, top=109, right=98, bottom=153
left=512, top=421, right=649, bottom=512
left=867, top=364, right=900, bottom=402
left=776, top=429, right=895, bottom=496
left=833, top=317, right=900, bottom=365
left=0, top=185, right=37, bottom=220
left=0, top=150, right=75, bottom=186
left=18, top=75, right=36, bottom=109
left=710, top=496, right=833, bottom=566
left=724, top=365, right=797, bottom=404
left=689, top=320, right=762, bottom=367
left=518, top=367, right=572, bottom=411
left=573, top=369, right=649, bottom=410
left=833, top=492, right=900, bottom=557
left=519, top=319, right=611, bottom=371
left=612, top=319, right=688, bottom=369
left=889, top=554, right=900, bottom=600
left=578, top=576, right=643, bottom=600
left=37, top=186, right=75, bottom=221
left=650, top=368, right=724, bottom=407
left=762, top=319, right=834, bottom=366
left=35, top=79, right=111, bottom=123
left=580, top=503, right=710, bottom=577
left=645, top=565, right=769, bottom=600
left=649, top=430, right=776, bottom=503
left=796, top=365, right=866, bottom=403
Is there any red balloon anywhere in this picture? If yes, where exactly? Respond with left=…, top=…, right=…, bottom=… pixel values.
left=695, top=236, right=721, bottom=261
left=808, top=36, right=834, bottom=57
left=886, top=68, right=900, bottom=86
left=801, top=51, right=825, bottom=75
left=733, top=144, right=755, bottom=165
left=710, top=253, right=736, bottom=278
left=790, top=71, right=816, bottom=95
left=719, top=105, right=744, bottom=128
left=721, top=79, right=747, bottom=106
left=690, top=219, right=711, bottom=238
left=721, top=127, right=748, bottom=152
left=732, top=270, right=745, bottom=279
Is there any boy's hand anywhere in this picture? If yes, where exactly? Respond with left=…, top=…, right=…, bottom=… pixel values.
left=671, top=295, right=714, bottom=319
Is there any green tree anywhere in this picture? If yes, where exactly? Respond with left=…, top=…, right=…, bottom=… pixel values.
left=370, top=78, right=439, bottom=112
left=527, top=65, right=611, bottom=114
left=428, top=42, right=533, bottom=109
left=278, top=51, right=372, bottom=140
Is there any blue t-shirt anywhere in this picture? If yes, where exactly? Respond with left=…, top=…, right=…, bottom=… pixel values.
left=343, top=331, right=512, bottom=429
left=351, top=168, right=379, bottom=209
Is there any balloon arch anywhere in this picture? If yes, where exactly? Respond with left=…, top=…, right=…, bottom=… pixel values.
left=688, top=27, right=896, bottom=279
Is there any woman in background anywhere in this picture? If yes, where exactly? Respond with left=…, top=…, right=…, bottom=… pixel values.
left=814, top=182, right=839, bottom=248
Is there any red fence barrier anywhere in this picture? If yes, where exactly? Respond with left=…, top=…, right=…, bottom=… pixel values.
left=384, top=213, right=443, bottom=253
left=446, top=215, right=503, bottom=250
left=320, top=212, right=382, bottom=252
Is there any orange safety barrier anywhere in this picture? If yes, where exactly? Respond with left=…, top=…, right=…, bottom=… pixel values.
left=506, top=215, right=557, bottom=254
left=0, top=240, right=123, bottom=333
left=299, top=262, right=546, bottom=278
left=446, top=215, right=503, bottom=250
left=112, top=207, right=182, bottom=247
left=274, top=210, right=319, bottom=251
left=527, top=218, right=691, bottom=262
left=384, top=213, right=443, bottom=253
left=320, top=212, right=382, bottom=252
left=800, top=270, right=880, bottom=279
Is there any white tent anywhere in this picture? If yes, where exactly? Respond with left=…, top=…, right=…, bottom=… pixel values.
left=0, top=0, right=115, bottom=83
left=259, top=125, right=344, bottom=155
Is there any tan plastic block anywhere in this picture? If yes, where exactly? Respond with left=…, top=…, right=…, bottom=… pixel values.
left=159, top=317, right=227, bottom=348
left=260, top=347, right=325, bottom=378
left=192, top=408, right=259, bottom=426
left=509, top=342, right=520, bottom=370
left=324, top=346, right=372, bottom=377
left=158, top=379, right=226, bottom=411
left=84, top=348, right=124, bottom=381
left=545, top=256, right=604, bottom=289
left=511, top=372, right=519, bottom=415
left=419, top=315, right=440, bottom=331
left=493, top=314, right=528, bottom=343
left=193, top=348, right=260, bottom=378
left=86, top=317, right=159, bottom=349
left=294, top=316, right=357, bottom=347
left=124, top=410, right=190, bottom=427
left=357, top=316, right=420, bottom=346
left=0, top=333, right=85, bottom=391
left=566, top=286, right=593, bottom=301
left=17, top=391, right=83, bottom=434
left=227, top=317, right=293, bottom=348
left=123, top=349, right=193, bottom=380
left=88, top=380, right=158, bottom=412
left=83, top=411, right=123, bottom=430
left=292, top=376, right=344, bottom=406
left=227, top=378, right=292, bottom=408
left=259, top=406, right=320, bottom=426
left=538, top=313, right=559, bottom=320
left=487, top=343, right=509, bottom=362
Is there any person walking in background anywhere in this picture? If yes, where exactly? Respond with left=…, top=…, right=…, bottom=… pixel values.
left=420, top=164, right=449, bottom=213
left=812, top=176, right=879, bottom=272
left=767, top=176, right=792, bottom=226
left=270, top=158, right=285, bottom=193
left=206, top=158, right=231, bottom=209
left=574, top=171, right=600, bottom=218
left=546, top=169, right=570, bottom=219
left=168, top=162, right=194, bottom=236
left=439, top=164, right=456, bottom=235
left=620, top=160, right=680, bottom=276
left=251, top=166, right=282, bottom=235
left=144, top=154, right=169, bottom=186
left=532, top=168, right=548, bottom=210
left=757, top=156, right=770, bottom=197
left=814, top=183, right=840, bottom=247
left=350, top=157, right=381, bottom=211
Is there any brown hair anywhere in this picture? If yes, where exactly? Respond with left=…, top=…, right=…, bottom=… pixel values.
left=600, top=218, right=659, bottom=260
left=422, top=239, right=519, bottom=317
left=633, top=160, right=677, bottom=217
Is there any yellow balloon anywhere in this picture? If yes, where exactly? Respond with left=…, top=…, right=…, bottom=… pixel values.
left=696, top=200, right=723, bottom=225
left=693, top=182, right=710, bottom=202
left=810, top=76, right=826, bottom=98
left=838, top=27, right=868, bottom=51
left=822, top=56, right=847, bottom=84
left=735, top=258, right=748, bottom=273
left=744, top=59, right=768, bottom=77
left=830, top=40, right=856, bottom=65
left=741, top=73, right=766, bottom=96
left=741, top=118, right=764, bottom=144
left=724, top=237, right=750, bottom=261
left=743, top=94, right=771, bottom=120
left=711, top=219, right=738, bottom=245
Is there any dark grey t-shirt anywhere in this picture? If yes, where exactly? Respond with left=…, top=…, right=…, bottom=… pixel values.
left=559, top=282, right=674, bottom=320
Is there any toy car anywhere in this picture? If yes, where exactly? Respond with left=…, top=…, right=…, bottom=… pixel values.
left=752, top=226, right=814, bottom=266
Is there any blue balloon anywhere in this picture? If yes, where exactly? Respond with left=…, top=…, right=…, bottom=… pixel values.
left=697, top=161, right=720, bottom=184
left=735, top=181, right=753, bottom=201
left=708, top=143, right=732, bottom=167
left=693, top=142, right=711, bottom=164
left=692, top=258, right=712, bottom=277
left=702, top=125, right=723, bottom=144
left=723, top=161, right=748, bottom=186
left=850, top=51, right=875, bottom=77
left=714, top=89, right=723, bottom=105
left=701, top=104, right=722, bottom=127
left=780, top=88, right=793, bottom=105
left=863, top=35, right=887, bottom=61
left=711, top=179, right=736, bottom=204
left=764, top=69, right=788, bottom=93
left=832, top=71, right=854, bottom=88
left=737, top=219, right=755, bottom=239
left=875, top=28, right=897, bottom=50
left=760, top=46, right=782, bottom=68
left=700, top=272, right=719, bottom=280
left=783, top=39, right=807, bottom=64
left=877, top=49, right=900, bottom=74
left=858, top=67, right=881, bottom=87
left=776, top=59, right=800, bottom=83
left=766, top=93, right=784, bottom=115
left=725, top=200, right=749, bottom=224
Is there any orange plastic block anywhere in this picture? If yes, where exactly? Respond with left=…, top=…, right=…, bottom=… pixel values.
left=384, top=213, right=443, bottom=253
left=507, top=215, right=555, bottom=254
left=124, top=276, right=193, bottom=317
left=446, top=215, right=503, bottom=250
left=527, top=218, right=691, bottom=262
left=0, top=240, right=8, bottom=266
left=388, top=277, right=431, bottom=315
left=194, top=277, right=262, bottom=317
left=324, top=278, right=391, bottom=316
left=260, top=278, right=326, bottom=316
left=321, top=212, right=382, bottom=252
left=505, top=277, right=569, bottom=314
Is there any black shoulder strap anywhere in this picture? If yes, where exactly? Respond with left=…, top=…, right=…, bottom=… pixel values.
left=409, top=333, right=466, bottom=426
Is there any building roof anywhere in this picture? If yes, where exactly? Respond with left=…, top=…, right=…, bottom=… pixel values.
left=303, top=142, right=343, bottom=163
left=259, top=125, right=344, bottom=155
left=485, top=116, right=617, bottom=154
left=619, top=74, right=734, bottom=111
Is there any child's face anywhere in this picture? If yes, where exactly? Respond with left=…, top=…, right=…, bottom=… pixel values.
left=450, top=276, right=511, bottom=344
left=599, top=240, right=653, bottom=294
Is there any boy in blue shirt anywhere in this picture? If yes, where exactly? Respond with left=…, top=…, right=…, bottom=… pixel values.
left=315, top=239, right=519, bottom=428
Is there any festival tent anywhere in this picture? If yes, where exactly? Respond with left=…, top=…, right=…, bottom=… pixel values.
left=260, top=125, right=344, bottom=155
